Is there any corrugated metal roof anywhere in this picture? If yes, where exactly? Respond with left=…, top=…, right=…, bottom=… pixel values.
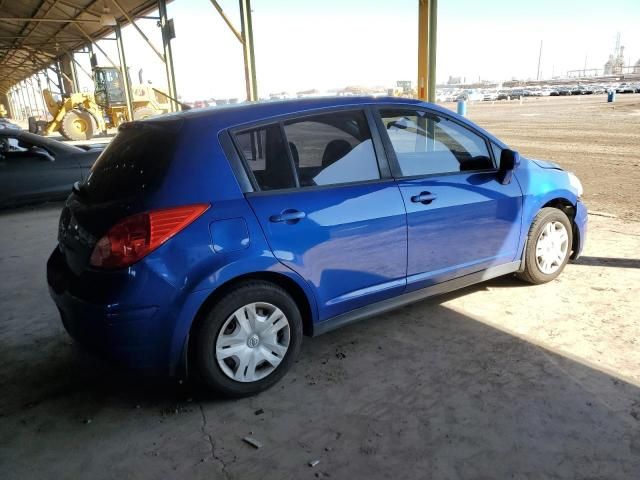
left=0, top=0, right=160, bottom=94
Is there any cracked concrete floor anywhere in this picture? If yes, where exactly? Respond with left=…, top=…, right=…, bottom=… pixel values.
left=1, top=204, right=639, bottom=480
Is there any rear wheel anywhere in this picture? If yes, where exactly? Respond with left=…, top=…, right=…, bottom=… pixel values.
left=517, top=207, right=573, bottom=284
left=192, top=281, right=303, bottom=397
left=60, top=109, right=96, bottom=141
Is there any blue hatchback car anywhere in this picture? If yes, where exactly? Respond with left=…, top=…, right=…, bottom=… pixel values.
left=47, top=97, right=587, bottom=396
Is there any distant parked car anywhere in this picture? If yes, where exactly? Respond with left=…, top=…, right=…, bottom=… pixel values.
left=483, top=91, right=498, bottom=101
left=0, top=130, right=101, bottom=208
left=47, top=97, right=587, bottom=396
left=616, top=83, right=635, bottom=93
left=496, top=91, right=509, bottom=100
left=556, top=87, right=572, bottom=96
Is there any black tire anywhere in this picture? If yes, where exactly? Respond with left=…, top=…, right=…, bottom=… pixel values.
left=132, top=106, right=157, bottom=121
left=60, top=109, right=96, bottom=141
left=517, top=207, right=573, bottom=285
left=192, top=281, right=303, bottom=397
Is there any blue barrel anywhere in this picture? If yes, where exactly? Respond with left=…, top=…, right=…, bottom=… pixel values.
left=607, top=90, right=616, bottom=102
left=457, top=100, right=467, bottom=116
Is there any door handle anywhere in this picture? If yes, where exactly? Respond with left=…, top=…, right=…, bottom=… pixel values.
left=269, top=210, right=306, bottom=223
left=411, top=192, right=437, bottom=204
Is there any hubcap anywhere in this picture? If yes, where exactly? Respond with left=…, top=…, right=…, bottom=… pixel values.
left=215, top=302, right=290, bottom=383
left=535, top=221, right=569, bottom=274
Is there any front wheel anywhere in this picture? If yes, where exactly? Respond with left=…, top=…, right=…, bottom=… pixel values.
left=192, top=281, right=303, bottom=397
left=517, top=207, right=573, bottom=284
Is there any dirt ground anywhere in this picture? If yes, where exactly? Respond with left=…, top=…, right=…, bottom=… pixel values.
left=462, top=94, right=640, bottom=222
left=1, top=96, right=640, bottom=479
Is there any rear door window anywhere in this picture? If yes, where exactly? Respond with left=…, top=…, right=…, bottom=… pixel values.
left=283, top=110, right=380, bottom=187
left=234, top=125, right=296, bottom=191
left=81, top=120, right=182, bottom=203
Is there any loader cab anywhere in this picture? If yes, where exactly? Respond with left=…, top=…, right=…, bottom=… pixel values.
left=93, top=67, right=126, bottom=108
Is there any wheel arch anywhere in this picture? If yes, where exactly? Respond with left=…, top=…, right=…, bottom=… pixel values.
left=187, top=271, right=315, bottom=358
left=541, top=197, right=580, bottom=256
left=182, top=270, right=315, bottom=378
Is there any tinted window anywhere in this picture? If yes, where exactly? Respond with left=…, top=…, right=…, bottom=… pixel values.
left=81, top=120, right=181, bottom=203
left=380, top=109, right=493, bottom=177
left=283, top=110, right=380, bottom=187
left=235, top=124, right=296, bottom=191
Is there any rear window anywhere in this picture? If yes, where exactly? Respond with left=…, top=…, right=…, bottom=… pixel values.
left=81, top=120, right=182, bottom=203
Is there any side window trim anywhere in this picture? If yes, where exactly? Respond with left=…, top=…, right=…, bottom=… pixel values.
left=373, top=106, right=498, bottom=179
left=231, top=106, right=395, bottom=194
left=279, top=121, right=301, bottom=188
left=219, top=130, right=255, bottom=193
left=364, top=106, right=392, bottom=179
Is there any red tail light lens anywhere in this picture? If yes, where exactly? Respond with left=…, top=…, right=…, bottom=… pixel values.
left=90, top=204, right=209, bottom=269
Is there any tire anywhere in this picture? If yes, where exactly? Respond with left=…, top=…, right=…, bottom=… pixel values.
left=132, top=106, right=157, bottom=121
left=60, top=109, right=96, bottom=141
left=517, top=207, right=573, bottom=284
left=192, top=281, right=303, bottom=397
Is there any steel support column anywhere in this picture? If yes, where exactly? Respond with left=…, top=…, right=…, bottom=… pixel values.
left=9, top=91, right=18, bottom=119
left=114, top=23, right=134, bottom=120
left=239, top=0, right=258, bottom=101
left=19, top=82, right=30, bottom=118
left=158, top=0, right=180, bottom=111
left=417, top=0, right=437, bottom=102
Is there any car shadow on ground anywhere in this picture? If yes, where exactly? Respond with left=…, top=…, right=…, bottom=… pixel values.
left=2, top=205, right=639, bottom=478
left=573, top=256, right=640, bottom=269
left=2, top=285, right=640, bottom=479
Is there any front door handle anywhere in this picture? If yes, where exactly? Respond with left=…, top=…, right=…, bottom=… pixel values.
left=269, top=209, right=306, bottom=223
left=411, top=192, right=437, bottom=204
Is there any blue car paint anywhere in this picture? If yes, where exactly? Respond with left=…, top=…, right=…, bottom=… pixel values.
left=245, top=181, right=408, bottom=321
left=47, top=96, right=587, bottom=375
left=398, top=171, right=523, bottom=291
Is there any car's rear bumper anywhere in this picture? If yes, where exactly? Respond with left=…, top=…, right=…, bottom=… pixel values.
left=47, top=247, right=193, bottom=375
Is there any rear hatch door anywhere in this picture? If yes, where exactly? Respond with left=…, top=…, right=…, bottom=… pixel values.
left=57, top=118, right=183, bottom=275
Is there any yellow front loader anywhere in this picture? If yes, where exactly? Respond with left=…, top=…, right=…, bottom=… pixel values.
left=41, top=66, right=171, bottom=141
left=42, top=90, right=106, bottom=141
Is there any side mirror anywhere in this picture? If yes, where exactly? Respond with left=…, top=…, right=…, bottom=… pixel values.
left=498, top=149, right=519, bottom=184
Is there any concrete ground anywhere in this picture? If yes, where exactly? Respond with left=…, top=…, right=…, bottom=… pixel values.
left=1, top=204, right=639, bottom=479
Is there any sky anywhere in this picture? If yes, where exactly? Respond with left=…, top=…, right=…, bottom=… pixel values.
left=74, top=0, right=640, bottom=101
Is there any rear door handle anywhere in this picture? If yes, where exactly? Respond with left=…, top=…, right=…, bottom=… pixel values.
left=411, top=192, right=437, bottom=204
left=269, top=210, right=306, bottom=223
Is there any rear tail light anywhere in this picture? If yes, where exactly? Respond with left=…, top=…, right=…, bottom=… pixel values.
left=90, top=204, right=209, bottom=269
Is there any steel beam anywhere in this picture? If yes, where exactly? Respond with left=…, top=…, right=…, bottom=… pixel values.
left=72, top=22, right=119, bottom=68
left=158, top=0, right=180, bottom=111
left=0, top=17, right=101, bottom=23
left=239, top=0, right=258, bottom=101
left=111, top=0, right=165, bottom=63
left=209, top=0, right=244, bottom=43
left=427, top=0, right=437, bottom=102
left=417, top=0, right=437, bottom=102
left=114, top=23, right=134, bottom=120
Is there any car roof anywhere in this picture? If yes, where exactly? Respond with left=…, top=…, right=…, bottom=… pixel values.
left=141, top=95, right=507, bottom=149
left=158, top=96, right=424, bottom=127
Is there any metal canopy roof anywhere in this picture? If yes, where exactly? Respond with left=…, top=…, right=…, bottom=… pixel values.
left=0, top=0, right=160, bottom=94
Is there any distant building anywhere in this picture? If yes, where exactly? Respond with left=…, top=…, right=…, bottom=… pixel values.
left=604, top=55, right=614, bottom=75
left=447, top=76, right=462, bottom=85
left=634, top=58, right=640, bottom=74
